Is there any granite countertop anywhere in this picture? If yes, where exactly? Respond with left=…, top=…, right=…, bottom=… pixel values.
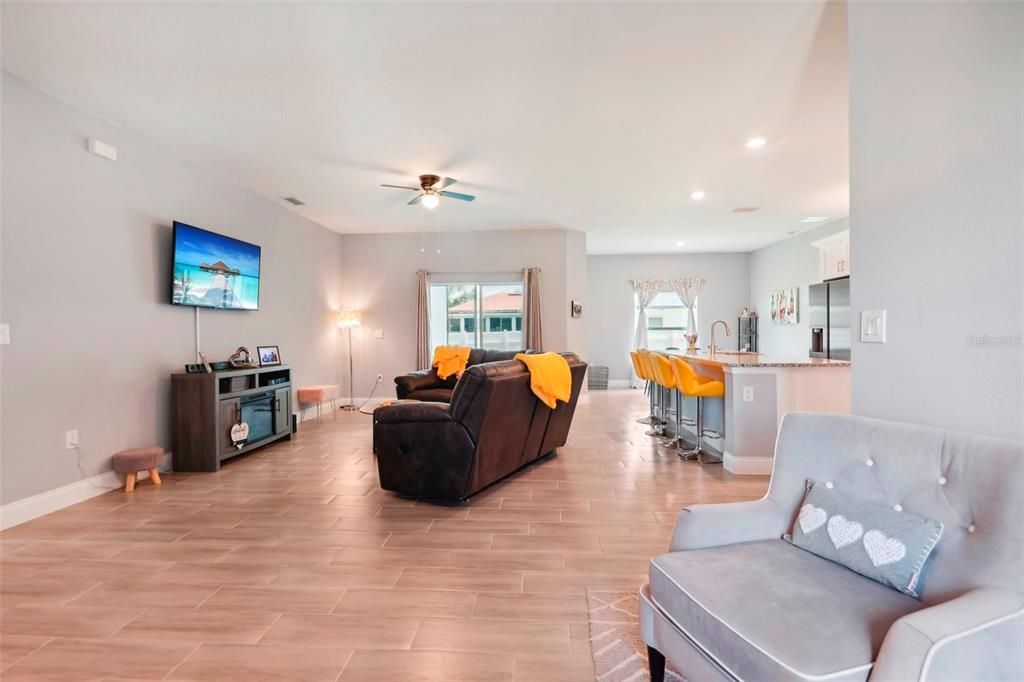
left=664, top=350, right=851, bottom=369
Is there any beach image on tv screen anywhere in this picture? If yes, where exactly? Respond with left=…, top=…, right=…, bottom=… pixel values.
left=171, top=223, right=261, bottom=309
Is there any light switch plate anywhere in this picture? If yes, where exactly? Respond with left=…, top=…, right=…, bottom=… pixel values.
left=374, top=329, right=384, bottom=339
left=742, top=386, right=754, bottom=402
left=0, top=323, right=9, bottom=345
left=861, top=310, right=887, bottom=343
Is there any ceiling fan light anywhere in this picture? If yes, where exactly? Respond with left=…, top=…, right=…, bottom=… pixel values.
left=421, top=193, right=439, bottom=209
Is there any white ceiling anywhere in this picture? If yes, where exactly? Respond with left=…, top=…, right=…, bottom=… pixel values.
left=2, top=1, right=849, bottom=254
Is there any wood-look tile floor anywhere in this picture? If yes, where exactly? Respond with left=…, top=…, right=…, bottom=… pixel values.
left=0, top=389, right=767, bottom=681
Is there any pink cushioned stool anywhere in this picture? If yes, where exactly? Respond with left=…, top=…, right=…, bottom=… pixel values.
left=296, top=384, right=340, bottom=423
left=112, top=447, right=163, bottom=493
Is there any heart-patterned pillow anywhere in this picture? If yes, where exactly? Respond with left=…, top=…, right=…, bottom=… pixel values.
left=827, top=515, right=863, bottom=549
left=799, top=504, right=827, bottom=534
left=863, top=530, right=907, bottom=567
left=787, top=481, right=943, bottom=598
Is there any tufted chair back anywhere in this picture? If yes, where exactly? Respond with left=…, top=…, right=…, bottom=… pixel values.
left=770, top=412, right=1024, bottom=604
left=650, top=353, right=678, bottom=390
left=636, top=350, right=656, bottom=382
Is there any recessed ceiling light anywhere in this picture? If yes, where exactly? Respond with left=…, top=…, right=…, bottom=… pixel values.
left=676, top=240, right=686, bottom=247
left=691, top=191, right=705, bottom=201
left=745, top=137, right=767, bottom=149
left=800, top=216, right=830, bottom=223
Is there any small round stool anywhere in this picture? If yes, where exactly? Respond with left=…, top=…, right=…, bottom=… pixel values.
left=112, top=447, right=164, bottom=493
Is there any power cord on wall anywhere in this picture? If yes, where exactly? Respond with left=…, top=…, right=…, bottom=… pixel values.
left=357, top=375, right=384, bottom=414
left=73, top=444, right=120, bottom=491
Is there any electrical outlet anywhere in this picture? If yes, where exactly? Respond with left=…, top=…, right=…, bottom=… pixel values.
left=742, top=386, right=754, bottom=402
left=376, top=374, right=383, bottom=383
left=0, top=323, right=9, bottom=345
left=374, top=329, right=384, bottom=339
left=65, top=430, right=79, bottom=449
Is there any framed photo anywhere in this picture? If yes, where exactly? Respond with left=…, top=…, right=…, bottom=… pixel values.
left=256, top=345, right=282, bottom=366
left=770, top=288, right=799, bottom=325
left=570, top=300, right=583, bottom=318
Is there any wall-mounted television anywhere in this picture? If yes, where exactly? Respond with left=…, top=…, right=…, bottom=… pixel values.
left=171, top=221, right=261, bottom=310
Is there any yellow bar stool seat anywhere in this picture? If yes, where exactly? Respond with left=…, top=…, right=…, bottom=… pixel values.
left=646, top=353, right=679, bottom=439
left=630, top=350, right=657, bottom=425
left=671, top=356, right=725, bottom=464
left=636, top=350, right=664, bottom=436
left=636, top=350, right=662, bottom=433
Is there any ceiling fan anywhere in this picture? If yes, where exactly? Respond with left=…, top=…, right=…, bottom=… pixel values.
left=380, top=174, right=476, bottom=209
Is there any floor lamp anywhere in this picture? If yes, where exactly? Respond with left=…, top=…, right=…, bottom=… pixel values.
left=337, top=309, right=361, bottom=411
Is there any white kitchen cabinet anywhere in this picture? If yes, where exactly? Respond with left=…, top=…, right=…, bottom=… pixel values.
left=812, top=230, right=850, bottom=281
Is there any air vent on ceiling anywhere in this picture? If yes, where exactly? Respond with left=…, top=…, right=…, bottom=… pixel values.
left=283, top=196, right=306, bottom=206
left=731, top=206, right=760, bottom=213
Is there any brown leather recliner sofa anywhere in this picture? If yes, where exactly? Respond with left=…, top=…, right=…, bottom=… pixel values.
left=394, top=348, right=526, bottom=402
left=374, top=352, right=587, bottom=501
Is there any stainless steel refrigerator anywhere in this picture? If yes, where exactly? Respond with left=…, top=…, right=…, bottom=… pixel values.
left=808, top=277, right=850, bottom=360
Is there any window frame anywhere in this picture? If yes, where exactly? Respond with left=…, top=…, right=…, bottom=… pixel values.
left=428, top=279, right=524, bottom=352
left=639, top=290, right=697, bottom=351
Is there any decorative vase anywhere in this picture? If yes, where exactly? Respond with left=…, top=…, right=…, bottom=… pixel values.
left=685, top=334, right=698, bottom=351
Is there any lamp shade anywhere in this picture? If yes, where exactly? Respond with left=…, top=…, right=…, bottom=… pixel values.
left=337, top=309, right=362, bottom=329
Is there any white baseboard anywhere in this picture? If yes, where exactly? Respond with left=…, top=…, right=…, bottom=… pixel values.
left=0, top=452, right=172, bottom=530
left=723, top=451, right=773, bottom=476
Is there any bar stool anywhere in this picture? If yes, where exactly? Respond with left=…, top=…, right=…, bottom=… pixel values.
left=658, top=362, right=697, bottom=451
left=653, top=353, right=696, bottom=448
left=647, top=353, right=679, bottom=440
left=637, top=350, right=664, bottom=434
left=670, top=356, right=725, bottom=464
left=630, top=350, right=655, bottom=425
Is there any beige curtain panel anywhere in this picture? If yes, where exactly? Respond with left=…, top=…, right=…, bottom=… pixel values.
left=416, top=269, right=430, bottom=369
left=670, top=276, right=705, bottom=337
left=522, top=267, right=543, bottom=351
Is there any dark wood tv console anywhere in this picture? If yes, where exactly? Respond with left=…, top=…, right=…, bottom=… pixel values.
left=171, top=364, right=292, bottom=472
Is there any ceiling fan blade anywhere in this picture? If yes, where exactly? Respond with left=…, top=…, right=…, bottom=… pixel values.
left=381, top=184, right=419, bottom=190
left=440, top=191, right=475, bottom=202
left=435, top=177, right=458, bottom=190
left=407, top=194, right=424, bottom=206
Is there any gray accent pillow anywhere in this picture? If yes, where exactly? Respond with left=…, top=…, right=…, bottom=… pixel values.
left=787, top=481, right=943, bottom=598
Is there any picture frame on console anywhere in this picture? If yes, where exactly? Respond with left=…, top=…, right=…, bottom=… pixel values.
left=257, top=345, right=282, bottom=366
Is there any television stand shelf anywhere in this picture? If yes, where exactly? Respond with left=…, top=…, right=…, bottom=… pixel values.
left=171, top=364, right=292, bottom=472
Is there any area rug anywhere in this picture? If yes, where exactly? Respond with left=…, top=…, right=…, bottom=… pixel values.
left=587, top=590, right=684, bottom=682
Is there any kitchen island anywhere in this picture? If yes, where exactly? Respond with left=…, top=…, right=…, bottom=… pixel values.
left=662, top=350, right=850, bottom=475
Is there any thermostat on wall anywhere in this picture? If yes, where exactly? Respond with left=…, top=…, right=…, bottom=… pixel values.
left=87, top=138, right=118, bottom=162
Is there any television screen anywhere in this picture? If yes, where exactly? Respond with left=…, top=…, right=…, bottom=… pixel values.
left=171, top=222, right=261, bottom=310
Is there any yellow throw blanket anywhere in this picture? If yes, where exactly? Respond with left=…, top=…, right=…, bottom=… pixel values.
left=515, top=352, right=572, bottom=409
left=432, top=346, right=471, bottom=380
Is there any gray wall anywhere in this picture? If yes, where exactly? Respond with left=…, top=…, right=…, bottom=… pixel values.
left=748, top=217, right=849, bottom=356
left=564, top=228, right=589, bottom=367
left=586, top=253, right=751, bottom=382
left=848, top=1, right=1023, bottom=442
left=1, top=74, right=345, bottom=504
left=337, top=228, right=587, bottom=398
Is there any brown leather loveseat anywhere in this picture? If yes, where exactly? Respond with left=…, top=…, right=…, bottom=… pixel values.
left=374, top=352, right=587, bottom=501
left=393, top=348, right=526, bottom=402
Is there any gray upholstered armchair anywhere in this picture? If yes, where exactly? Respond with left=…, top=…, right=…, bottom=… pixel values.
left=641, top=412, right=1024, bottom=682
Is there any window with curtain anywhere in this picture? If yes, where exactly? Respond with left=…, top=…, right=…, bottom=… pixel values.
left=640, top=291, right=696, bottom=350
left=428, top=282, right=524, bottom=352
